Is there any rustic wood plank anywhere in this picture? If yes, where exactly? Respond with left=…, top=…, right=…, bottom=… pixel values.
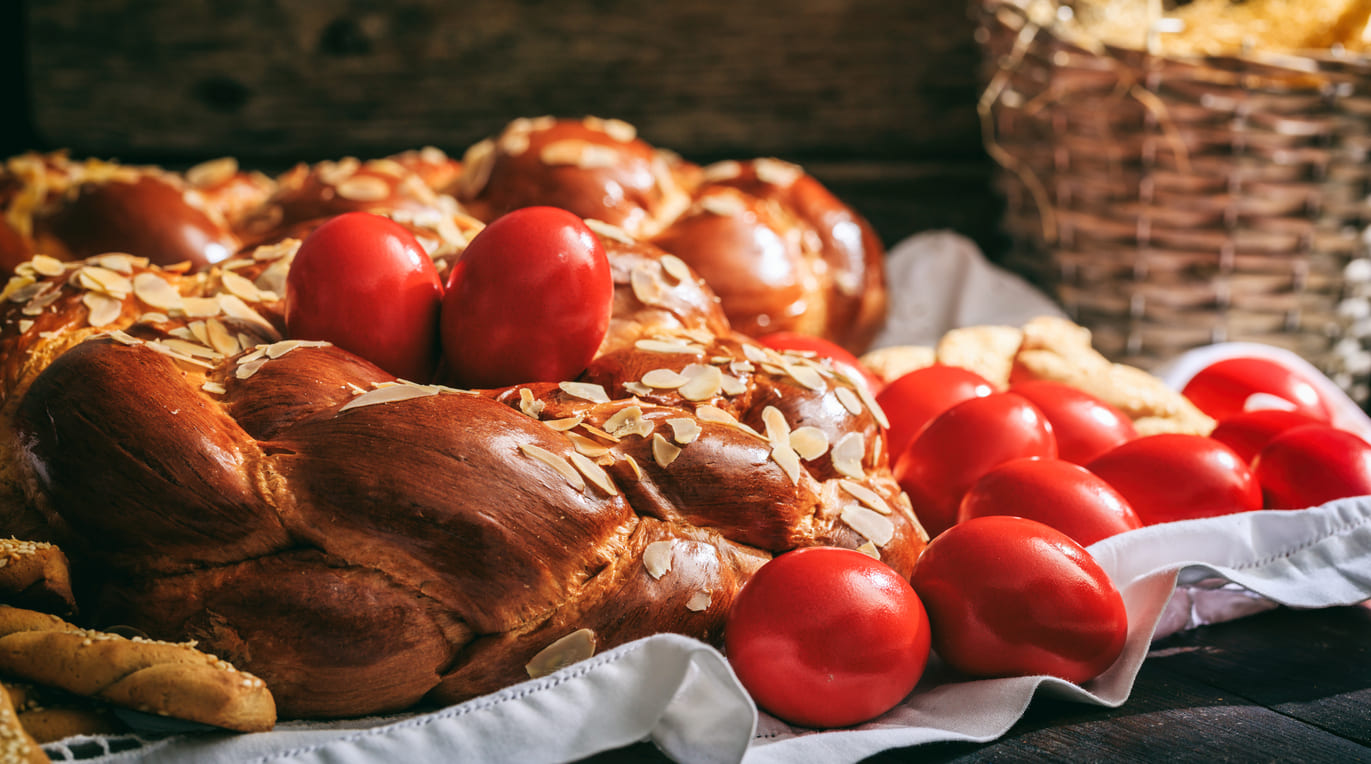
left=22, top=0, right=987, bottom=163
left=1144, top=604, right=1371, bottom=746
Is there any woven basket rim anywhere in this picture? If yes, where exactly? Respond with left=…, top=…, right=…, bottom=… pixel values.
left=980, top=0, right=1371, bottom=75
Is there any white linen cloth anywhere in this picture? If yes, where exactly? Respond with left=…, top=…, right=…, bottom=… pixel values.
left=44, top=232, right=1371, bottom=763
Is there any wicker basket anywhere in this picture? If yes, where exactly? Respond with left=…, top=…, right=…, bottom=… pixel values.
left=975, top=0, right=1371, bottom=403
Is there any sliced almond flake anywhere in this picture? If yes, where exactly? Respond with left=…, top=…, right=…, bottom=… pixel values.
left=694, top=404, right=736, bottom=425
left=855, top=541, right=881, bottom=559
left=186, top=320, right=210, bottom=346
left=339, top=383, right=440, bottom=413
left=254, top=259, right=291, bottom=297
left=21, top=285, right=63, bottom=316
left=681, top=327, right=715, bottom=345
left=666, top=417, right=701, bottom=444
left=518, top=443, right=586, bottom=491
left=831, top=433, right=866, bottom=480
left=201, top=381, right=228, bottom=395
left=760, top=362, right=788, bottom=377
left=336, top=174, right=391, bottom=202
left=659, top=254, right=691, bottom=284
left=643, top=541, right=674, bottom=579
left=95, top=253, right=147, bottom=273
left=31, top=254, right=66, bottom=277
left=596, top=454, right=616, bottom=467
left=742, top=343, right=771, bottom=364
left=316, top=157, right=361, bottom=186
left=186, top=156, right=238, bottom=187
left=106, top=329, right=141, bottom=345
left=853, top=377, right=890, bottom=429
left=218, top=257, right=253, bottom=272
left=839, top=480, right=893, bottom=515
left=622, top=380, right=652, bottom=397
left=220, top=270, right=264, bottom=303
left=841, top=505, right=895, bottom=546
left=652, top=433, right=682, bottom=468
left=266, top=339, right=330, bottom=359
left=569, top=451, right=618, bottom=495
left=702, top=160, right=743, bottom=182
left=623, top=453, right=643, bottom=480
left=145, top=341, right=214, bottom=369
left=771, top=442, right=802, bottom=484
left=525, top=628, right=597, bottom=679
left=568, top=432, right=612, bottom=458
left=366, top=157, right=409, bottom=178
left=181, top=296, right=222, bottom=318
left=577, top=422, right=621, bottom=443
left=630, top=265, right=668, bottom=307
left=686, top=590, right=712, bottom=612
left=543, top=415, right=584, bottom=432
left=784, top=362, right=827, bottom=392
left=217, top=294, right=279, bottom=337
left=720, top=374, right=747, bottom=396
left=584, top=218, right=634, bottom=244
left=518, top=388, right=545, bottom=418
left=761, top=406, right=792, bottom=448
left=253, top=239, right=300, bottom=263
left=729, top=359, right=756, bottom=375
left=635, top=338, right=702, bottom=355
left=836, top=387, right=864, bottom=417
left=137, top=312, right=170, bottom=324
left=700, top=193, right=746, bottom=217
left=82, top=291, right=123, bottom=327
left=2, top=276, right=38, bottom=303
left=77, top=265, right=133, bottom=297
left=586, top=116, right=637, bottom=143
left=790, top=427, right=830, bottom=460
left=540, top=139, right=618, bottom=169
left=694, top=405, right=764, bottom=440
left=604, top=405, right=646, bottom=437
left=642, top=368, right=687, bottom=389
left=163, top=338, right=222, bottom=360
left=678, top=364, right=723, bottom=401
left=205, top=318, right=241, bottom=356
left=559, top=381, right=610, bottom=403
left=238, top=345, right=269, bottom=364
left=16, top=319, right=32, bottom=333
left=755, top=158, right=804, bottom=187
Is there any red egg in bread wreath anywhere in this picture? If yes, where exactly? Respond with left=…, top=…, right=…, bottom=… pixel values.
left=440, top=206, right=613, bottom=389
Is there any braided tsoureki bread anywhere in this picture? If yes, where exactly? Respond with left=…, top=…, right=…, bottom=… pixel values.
left=2, top=116, right=888, bottom=354
left=0, top=221, right=925, bottom=719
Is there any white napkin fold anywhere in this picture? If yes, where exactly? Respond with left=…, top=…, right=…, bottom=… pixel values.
left=44, top=232, right=1371, bottom=764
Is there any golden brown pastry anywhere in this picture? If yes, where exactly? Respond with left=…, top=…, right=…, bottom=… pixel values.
left=0, top=539, right=75, bottom=616
left=0, top=682, right=47, bottom=764
left=860, top=316, right=1215, bottom=436
left=0, top=226, right=923, bottom=720
left=5, top=681, right=125, bottom=744
left=0, top=606, right=274, bottom=733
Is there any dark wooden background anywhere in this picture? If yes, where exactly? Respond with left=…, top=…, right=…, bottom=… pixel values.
left=0, top=0, right=1007, bottom=258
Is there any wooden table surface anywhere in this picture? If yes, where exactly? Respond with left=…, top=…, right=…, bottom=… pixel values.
left=584, top=602, right=1371, bottom=763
